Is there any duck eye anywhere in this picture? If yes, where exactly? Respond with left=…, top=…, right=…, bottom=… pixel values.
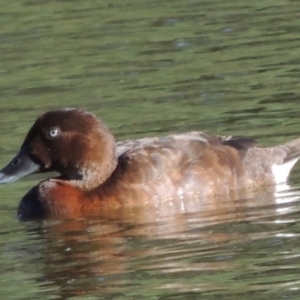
left=48, top=128, right=60, bottom=138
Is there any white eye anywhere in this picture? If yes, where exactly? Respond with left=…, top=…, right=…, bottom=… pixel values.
left=48, top=128, right=60, bottom=138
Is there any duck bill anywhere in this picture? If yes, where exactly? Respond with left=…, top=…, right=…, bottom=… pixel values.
left=0, top=147, right=41, bottom=184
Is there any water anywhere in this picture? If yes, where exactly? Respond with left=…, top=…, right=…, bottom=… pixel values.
left=1, top=0, right=300, bottom=299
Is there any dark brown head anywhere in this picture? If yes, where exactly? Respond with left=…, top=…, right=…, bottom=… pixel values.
left=0, top=109, right=117, bottom=189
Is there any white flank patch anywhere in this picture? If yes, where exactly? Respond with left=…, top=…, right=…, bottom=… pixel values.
left=271, top=158, right=299, bottom=184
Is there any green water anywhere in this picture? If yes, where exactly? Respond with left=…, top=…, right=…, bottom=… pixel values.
left=1, top=0, right=300, bottom=299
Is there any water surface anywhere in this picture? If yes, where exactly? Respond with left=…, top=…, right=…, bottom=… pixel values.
left=1, top=0, right=300, bottom=299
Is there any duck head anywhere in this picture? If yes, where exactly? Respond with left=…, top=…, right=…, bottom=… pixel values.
left=0, top=109, right=117, bottom=190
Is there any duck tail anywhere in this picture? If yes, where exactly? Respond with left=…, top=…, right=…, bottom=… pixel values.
left=272, top=137, right=300, bottom=184
left=279, top=137, right=300, bottom=163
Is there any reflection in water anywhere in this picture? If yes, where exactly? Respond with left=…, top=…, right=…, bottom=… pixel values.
left=21, top=185, right=300, bottom=298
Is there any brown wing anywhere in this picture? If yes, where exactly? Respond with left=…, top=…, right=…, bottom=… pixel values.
left=113, top=133, right=259, bottom=198
left=100, top=133, right=300, bottom=208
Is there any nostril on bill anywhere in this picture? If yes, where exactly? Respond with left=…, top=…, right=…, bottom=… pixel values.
left=11, top=159, right=20, bottom=166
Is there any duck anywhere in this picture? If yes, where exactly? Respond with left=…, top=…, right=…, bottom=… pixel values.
left=0, top=108, right=299, bottom=220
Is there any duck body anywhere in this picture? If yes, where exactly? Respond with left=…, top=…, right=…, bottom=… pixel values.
left=0, top=109, right=299, bottom=220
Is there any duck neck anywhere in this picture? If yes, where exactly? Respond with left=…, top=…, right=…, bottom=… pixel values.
left=64, top=132, right=118, bottom=191
left=74, top=157, right=118, bottom=191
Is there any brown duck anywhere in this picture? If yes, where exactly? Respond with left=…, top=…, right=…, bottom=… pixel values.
left=0, top=108, right=299, bottom=219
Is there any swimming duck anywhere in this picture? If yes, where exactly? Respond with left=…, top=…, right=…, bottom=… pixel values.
left=0, top=108, right=299, bottom=220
